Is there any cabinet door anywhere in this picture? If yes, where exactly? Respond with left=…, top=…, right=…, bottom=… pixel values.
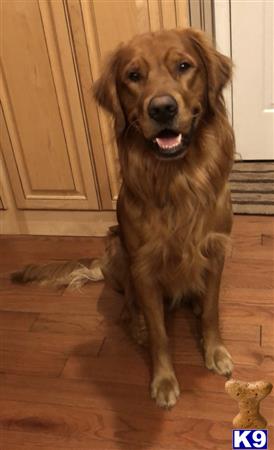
left=1, top=0, right=99, bottom=210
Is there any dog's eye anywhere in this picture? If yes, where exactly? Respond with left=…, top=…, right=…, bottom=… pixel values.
left=178, top=62, right=191, bottom=72
left=128, top=71, right=141, bottom=82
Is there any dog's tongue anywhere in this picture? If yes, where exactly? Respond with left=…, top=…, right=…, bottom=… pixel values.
left=155, top=133, right=182, bottom=149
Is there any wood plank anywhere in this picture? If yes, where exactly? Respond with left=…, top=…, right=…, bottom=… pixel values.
left=220, top=302, right=274, bottom=326
left=230, top=233, right=274, bottom=260
left=1, top=442, right=143, bottom=450
left=0, top=385, right=272, bottom=426
left=0, top=235, right=105, bottom=273
left=222, top=258, right=274, bottom=289
left=220, top=286, right=274, bottom=306
left=31, top=313, right=121, bottom=336
left=62, top=353, right=149, bottom=387
left=230, top=215, right=274, bottom=260
left=231, top=215, right=274, bottom=235
left=168, top=307, right=260, bottom=343
left=0, top=286, right=124, bottom=315
left=0, top=329, right=104, bottom=377
left=261, top=324, right=274, bottom=347
left=1, top=399, right=269, bottom=450
left=99, top=333, right=270, bottom=369
left=0, top=276, right=65, bottom=297
left=0, top=426, right=231, bottom=450
left=62, top=341, right=273, bottom=387
left=31, top=307, right=259, bottom=343
left=2, top=366, right=273, bottom=415
left=262, top=232, right=274, bottom=247
left=0, top=311, right=38, bottom=331
left=0, top=330, right=103, bottom=357
left=0, top=350, right=66, bottom=377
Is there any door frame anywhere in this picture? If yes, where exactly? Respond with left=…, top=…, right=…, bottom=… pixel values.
left=213, top=0, right=233, bottom=122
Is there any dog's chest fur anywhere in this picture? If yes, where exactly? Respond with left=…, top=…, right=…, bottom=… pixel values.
left=118, top=137, right=231, bottom=301
left=137, top=204, right=213, bottom=298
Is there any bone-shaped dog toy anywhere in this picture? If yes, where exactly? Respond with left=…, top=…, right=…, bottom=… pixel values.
left=225, top=379, right=273, bottom=429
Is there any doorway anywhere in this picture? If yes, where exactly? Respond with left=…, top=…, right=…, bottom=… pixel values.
left=214, top=0, right=274, bottom=161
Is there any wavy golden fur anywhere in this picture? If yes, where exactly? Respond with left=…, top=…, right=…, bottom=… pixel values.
left=13, top=28, right=235, bottom=408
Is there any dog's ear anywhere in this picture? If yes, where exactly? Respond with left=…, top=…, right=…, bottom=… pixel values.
left=185, top=29, right=232, bottom=111
left=93, top=46, right=125, bottom=135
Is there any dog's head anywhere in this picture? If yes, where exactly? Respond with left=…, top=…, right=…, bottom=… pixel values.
left=94, top=28, right=232, bottom=160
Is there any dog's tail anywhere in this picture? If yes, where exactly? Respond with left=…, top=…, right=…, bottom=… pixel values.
left=11, top=258, right=104, bottom=290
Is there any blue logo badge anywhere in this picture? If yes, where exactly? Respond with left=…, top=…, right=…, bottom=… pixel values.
left=232, top=430, right=268, bottom=449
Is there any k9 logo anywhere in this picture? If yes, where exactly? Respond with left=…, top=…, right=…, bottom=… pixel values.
left=232, top=430, right=268, bottom=449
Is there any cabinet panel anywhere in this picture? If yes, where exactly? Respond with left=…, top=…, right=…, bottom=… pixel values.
left=79, top=0, right=190, bottom=203
left=1, top=0, right=99, bottom=210
left=1, top=109, right=116, bottom=236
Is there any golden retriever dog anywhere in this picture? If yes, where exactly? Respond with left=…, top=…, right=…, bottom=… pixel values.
left=13, top=28, right=235, bottom=408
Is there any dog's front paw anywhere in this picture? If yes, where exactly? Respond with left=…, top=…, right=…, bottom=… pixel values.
left=151, top=374, right=180, bottom=409
left=205, top=344, right=233, bottom=377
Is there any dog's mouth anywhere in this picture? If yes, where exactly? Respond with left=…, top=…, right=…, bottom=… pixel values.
left=152, top=129, right=190, bottom=159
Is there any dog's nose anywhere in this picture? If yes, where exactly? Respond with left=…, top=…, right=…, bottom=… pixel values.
left=148, top=95, right=178, bottom=123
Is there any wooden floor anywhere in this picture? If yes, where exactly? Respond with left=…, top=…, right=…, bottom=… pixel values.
left=0, top=215, right=273, bottom=450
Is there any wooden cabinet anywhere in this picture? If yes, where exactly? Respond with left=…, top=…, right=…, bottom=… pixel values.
left=0, top=0, right=212, bottom=235
left=1, top=0, right=98, bottom=211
